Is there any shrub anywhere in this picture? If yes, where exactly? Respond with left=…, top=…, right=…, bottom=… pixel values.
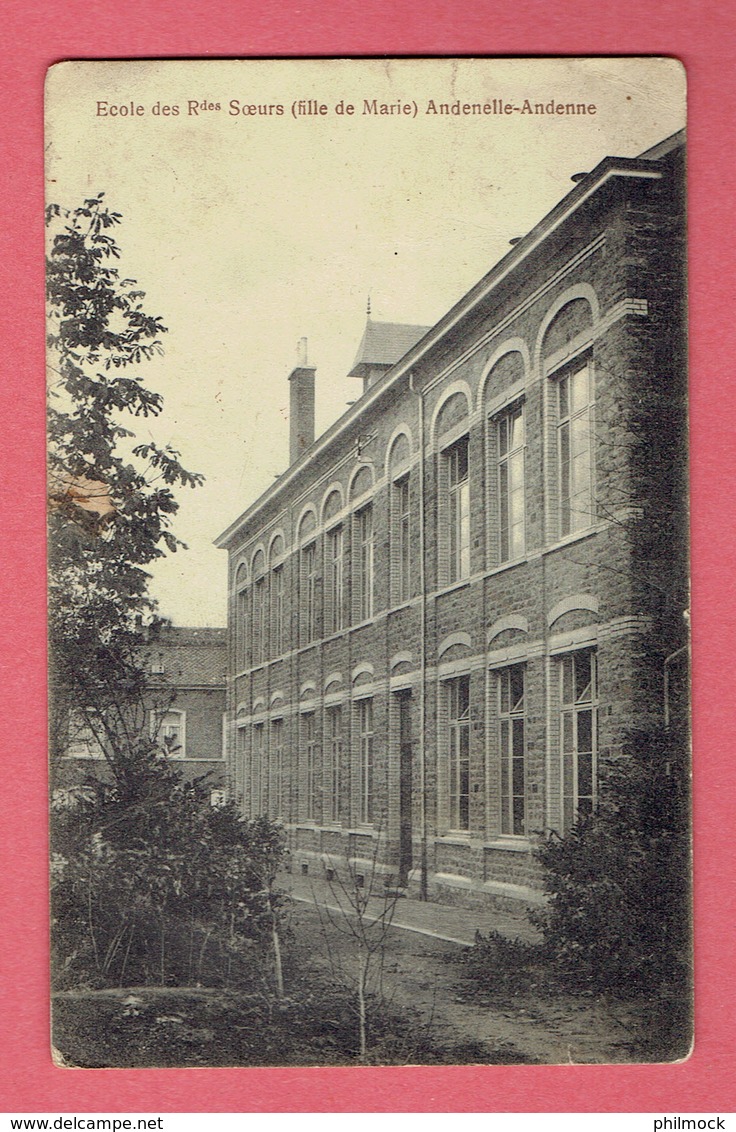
left=532, top=727, right=691, bottom=1001
left=51, top=752, right=287, bottom=991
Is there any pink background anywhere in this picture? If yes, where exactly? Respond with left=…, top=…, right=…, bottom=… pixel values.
left=2, top=0, right=734, bottom=1113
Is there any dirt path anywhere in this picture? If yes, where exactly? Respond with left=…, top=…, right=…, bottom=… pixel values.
left=287, top=900, right=642, bottom=1064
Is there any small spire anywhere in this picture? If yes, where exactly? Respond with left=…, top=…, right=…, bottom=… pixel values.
left=366, top=294, right=371, bottom=318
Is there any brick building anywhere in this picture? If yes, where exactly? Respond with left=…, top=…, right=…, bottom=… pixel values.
left=60, top=627, right=228, bottom=797
left=215, top=130, right=687, bottom=908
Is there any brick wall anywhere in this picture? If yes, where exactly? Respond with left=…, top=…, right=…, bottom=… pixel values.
left=221, top=141, right=686, bottom=907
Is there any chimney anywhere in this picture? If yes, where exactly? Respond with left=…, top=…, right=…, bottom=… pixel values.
left=288, top=338, right=315, bottom=464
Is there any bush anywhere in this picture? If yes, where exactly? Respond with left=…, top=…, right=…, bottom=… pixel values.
left=532, top=727, right=691, bottom=1001
left=51, top=750, right=287, bottom=991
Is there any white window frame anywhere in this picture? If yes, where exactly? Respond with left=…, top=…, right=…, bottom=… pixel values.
left=497, top=402, right=525, bottom=562
left=392, top=473, right=411, bottom=604
left=446, top=676, right=470, bottom=831
left=301, top=541, right=317, bottom=645
left=252, top=722, right=266, bottom=816
left=270, top=717, right=284, bottom=819
left=271, top=564, right=284, bottom=656
left=557, top=360, right=595, bottom=537
left=324, top=704, right=343, bottom=823
left=357, top=698, right=374, bottom=825
left=354, top=504, right=374, bottom=623
left=497, top=664, right=526, bottom=836
left=446, top=435, right=470, bottom=584
left=559, top=649, right=598, bottom=831
left=252, top=570, right=268, bottom=665
left=151, top=708, right=186, bottom=759
left=302, top=711, right=317, bottom=820
left=325, top=524, right=344, bottom=635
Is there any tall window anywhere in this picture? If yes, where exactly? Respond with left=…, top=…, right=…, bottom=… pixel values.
left=560, top=650, right=598, bottom=830
left=324, top=706, right=342, bottom=822
left=447, top=676, right=470, bottom=830
left=447, top=436, right=470, bottom=583
left=326, top=525, right=344, bottom=634
left=393, top=475, right=411, bottom=603
left=357, top=699, right=374, bottom=824
left=498, top=404, right=525, bottom=561
left=558, top=362, right=594, bottom=536
left=252, top=572, right=268, bottom=664
left=301, top=542, right=317, bottom=644
left=235, top=722, right=247, bottom=805
left=498, top=665, right=526, bottom=835
left=270, top=717, right=283, bottom=818
left=355, top=505, right=374, bottom=622
left=271, top=564, right=284, bottom=655
left=302, top=712, right=316, bottom=820
left=235, top=566, right=249, bottom=670
left=252, top=723, right=265, bottom=817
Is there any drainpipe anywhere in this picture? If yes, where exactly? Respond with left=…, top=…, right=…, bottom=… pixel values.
left=664, top=643, right=689, bottom=730
left=409, top=371, right=428, bottom=901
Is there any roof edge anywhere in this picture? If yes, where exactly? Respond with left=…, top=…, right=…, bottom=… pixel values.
left=215, top=146, right=680, bottom=551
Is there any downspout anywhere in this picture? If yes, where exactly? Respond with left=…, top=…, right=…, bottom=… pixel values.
left=664, top=643, right=689, bottom=730
left=410, top=371, right=429, bottom=901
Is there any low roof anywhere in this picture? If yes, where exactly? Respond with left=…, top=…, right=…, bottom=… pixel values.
left=144, top=626, right=227, bottom=687
left=349, top=319, right=431, bottom=379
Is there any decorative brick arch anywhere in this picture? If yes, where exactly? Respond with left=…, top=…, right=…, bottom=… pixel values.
left=348, top=462, right=375, bottom=501
left=547, top=594, right=599, bottom=628
left=385, top=425, right=414, bottom=478
left=438, top=631, right=473, bottom=660
left=251, top=546, right=266, bottom=577
left=477, top=339, right=530, bottom=412
left=268, top=529, right=287, bottom=564
left=234, top=559, right=249, bottom=588
left=321, top=483, right=345, bottom=524
left=430, top=381, right=473, bottom=446
left=324, top=672, right=344, bottom=694
left=296, top=504, right=318, bottom=545
left=487, top=615, right=529, bottom=646
left=535, top=283, right=600, bottom=369
left=351, top=662, right=375, bottom=685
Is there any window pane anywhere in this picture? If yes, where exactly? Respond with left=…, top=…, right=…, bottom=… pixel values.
left=575, top=652, right=592, bottom=702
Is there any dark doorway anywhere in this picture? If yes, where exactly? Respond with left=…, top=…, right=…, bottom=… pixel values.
left=397, top=691, right=413, bottom=885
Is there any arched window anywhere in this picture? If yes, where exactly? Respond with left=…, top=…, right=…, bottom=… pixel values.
left=269, top=534, right=286, bottom=656
left=235, top=562, right=249, bottom=670
left=251, top=550, right=267, bottom=665
left=542, top=298, right=596, bottom=538
left=435, top=391, right=471, bottom=585
left=298, top=510, right=318, bottom=645
left=388, top=432, right=412, bottom=604
left=559, top=649, right=598, bottom=830
left=323, top=490, right=344, bottom=635
left=484, top=351, right=526, bottom=565
left=350, top=467, right=374, bottom=624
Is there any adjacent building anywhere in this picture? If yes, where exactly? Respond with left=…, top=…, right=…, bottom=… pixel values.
left=59, top=626, right=228, bottom=798
left=215, top=130, right=687, bottom=908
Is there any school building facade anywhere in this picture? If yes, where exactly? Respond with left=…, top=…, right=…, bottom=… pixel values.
left=215, top=131, right=687, bottom=908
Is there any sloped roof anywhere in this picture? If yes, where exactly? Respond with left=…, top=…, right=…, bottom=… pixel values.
left=349, top=319, right=431, bottom=379
left=144, top=626, right=227, bottom=687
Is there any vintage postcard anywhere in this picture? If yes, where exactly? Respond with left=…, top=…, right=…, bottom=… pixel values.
left=46, top=57, right=689, bottom=1068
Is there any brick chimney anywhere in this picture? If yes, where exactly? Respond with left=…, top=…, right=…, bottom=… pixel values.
left=288, top=337, right=315, bottom=464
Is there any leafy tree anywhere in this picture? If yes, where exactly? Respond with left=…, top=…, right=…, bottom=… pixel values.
left=46, top=194, right=203, bottom=771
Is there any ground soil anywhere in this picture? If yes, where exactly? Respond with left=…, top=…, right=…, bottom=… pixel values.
left=51, top=895, right=665, bottom=1068
left=285, top=899, right=648, bottom=1065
